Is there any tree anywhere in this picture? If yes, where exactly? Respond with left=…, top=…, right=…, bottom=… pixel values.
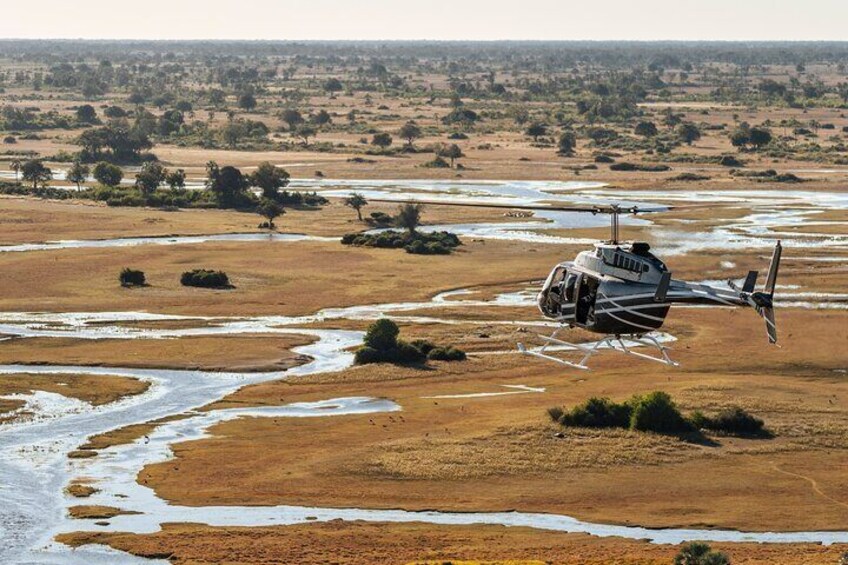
left=238, top=92, right=257, bottom=110
left=256, top=198, right=284, bottom=229
left=634, top=121, right=658, bottom=137
left=748, top=127, right=773, bottom=149
left=10, top=159, right=21, bottom=181
left=525, top=123, right=547, bottom=142
left=166, top=169, right=186, bottom=191
left=344, top=192, right=368, bottom=221
left=281, top=109, right=303, bottom=130
left=75, top=104, right=98, bottom=124
left=730, top=126, right=751, bottom=149
left=676, top=122, right=701, bottom=145
left=134, top=161, right=167, bottom=197
left=437, top=143, right=464, bottom=168
left=323, top=78, right=343, bottom=92
left=663, top=108, right=682, bottom=129
left=395, top=203, right=422, bottom=234
left=221, top=120, right=247, bottom=148
left=21, top=160, right=52, bottom=189
left=249, top=161, right=290, bottom=199
left=92, top=162, right=123, bottom=187
left=557, top=131, right=576, bottom=156
left=209, top=89, right=226, bottom=106
left=296, top=125, right=316, bottom=145
left=311, top=109, right=332, bottom=126
left=364, top=318, right=399, bottom=351
left=205, top=161, right=250, bottom=208
left=103, top=106, right=127, bottom=119
left=65, top=161, right=90, bottom=191
left=371, top=132, right=393, bottom=150
left=398, top=121, right=422, bottom=148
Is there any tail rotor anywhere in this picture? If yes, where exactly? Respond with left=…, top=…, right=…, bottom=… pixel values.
left=753, top=241, right=781, bottom=345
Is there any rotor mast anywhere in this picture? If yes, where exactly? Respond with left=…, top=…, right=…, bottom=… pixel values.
left=610, top=205, right=620, bottom=244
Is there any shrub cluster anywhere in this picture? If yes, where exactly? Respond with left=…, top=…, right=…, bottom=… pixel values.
left=609, top=162, right=671, bottom=172
left=670, top=172, right=711, bottom=181
left=549, top=393, right=768, bottom=438
left=354, top=319, right=466, bottom=365
left=365, top=211, right=394, bottom=227
left=341, top=230, right=461, bottom=255
left=731, top=169, right=804, bottom=183
left=674, top=542, right=730, bottom=565
left=119, top=268, right=146, bottom=287
left=180, top=269, right=230, bottom=288
left=692, top=407, right=767, bottom=436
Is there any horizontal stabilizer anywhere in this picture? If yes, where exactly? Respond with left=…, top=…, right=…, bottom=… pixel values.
left=743, top=270, right=758, bottom=293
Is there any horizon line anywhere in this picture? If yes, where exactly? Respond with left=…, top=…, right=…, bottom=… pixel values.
left=1, top=38, right=847, bottom=44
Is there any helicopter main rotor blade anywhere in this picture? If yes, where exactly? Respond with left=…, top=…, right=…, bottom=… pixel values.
left=362, top=198, right=654, bottom=215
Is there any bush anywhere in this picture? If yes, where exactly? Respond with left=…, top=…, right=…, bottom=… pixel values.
left=719, top=154, right=744, bottom=167
left=559, top=397, right=632, bottom=429
left=594, top=154, right=615, bottom=163
left=366, top=211, right=394, bottom=227
left=699, top=407, right=766, bottom=436
left=610, top=162, right=671, bottom=172
left=550, top=391, right=751, bottom=437
left=673, top=542, right=730, bottom=565
left=353, top=346, right=382, bottom=365
left=394, top=340, right=427, bottom=363
left=355, top=320, right=462, bottom=365
left=629, top=391, right=694, bottom=434
left=342, top=230, right=462, bottom=255
left=180, top=269, right=230, bottom=288
left=427, top=346, right=467, bottom=361
left=547, top=406, right=564, bottom=423
left=410, top=339, right=436, bottom=355
left=364, top=318, right=400, bottom=351
left=422, top=156, right=451, bottom=168
left=671, top=173, right=710, bottom=181
left=119, top=268, right=145, bottom=287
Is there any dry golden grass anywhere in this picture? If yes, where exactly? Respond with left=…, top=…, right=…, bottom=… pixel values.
left=67, top=505, right=138, bottom=520
left=65, top=484, right=98, bottom=498
left=55, top=521, right=848, bottom=565
left=0, top=238, right=571, bottom=317
left=80, top=414, right=189, bottom=452
left=0, top=197, right=519, bottom=243
left=0, top=334, right=313, bottom=372
left=133, top=308, right=848, bottom=533
left=0, top=373, right=148, bottom=406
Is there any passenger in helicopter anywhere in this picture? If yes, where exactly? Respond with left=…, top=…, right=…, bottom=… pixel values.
left=576, top=276, right=599, bottom=324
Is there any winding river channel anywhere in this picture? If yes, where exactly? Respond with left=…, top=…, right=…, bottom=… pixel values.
left=1, top=179, right=847, bottom=563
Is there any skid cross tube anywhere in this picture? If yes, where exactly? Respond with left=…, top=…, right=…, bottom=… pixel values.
left=518, top=326, right=678, bottom=370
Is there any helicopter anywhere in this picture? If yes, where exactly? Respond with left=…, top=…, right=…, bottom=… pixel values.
left=368, top=199, right=782, bottom=370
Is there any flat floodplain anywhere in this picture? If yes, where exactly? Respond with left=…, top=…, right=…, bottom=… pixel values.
left=0, top=40, right=847, bottom=564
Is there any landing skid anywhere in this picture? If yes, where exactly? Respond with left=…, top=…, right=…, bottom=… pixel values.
left=518, top=326, right=678, bottom=370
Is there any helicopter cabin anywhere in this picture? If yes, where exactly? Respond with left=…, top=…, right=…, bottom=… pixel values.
left=537, top=242, right=671, bottom=333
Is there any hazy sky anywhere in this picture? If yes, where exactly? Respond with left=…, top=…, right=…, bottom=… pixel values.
left=2, top=0, right=847, bottom=41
